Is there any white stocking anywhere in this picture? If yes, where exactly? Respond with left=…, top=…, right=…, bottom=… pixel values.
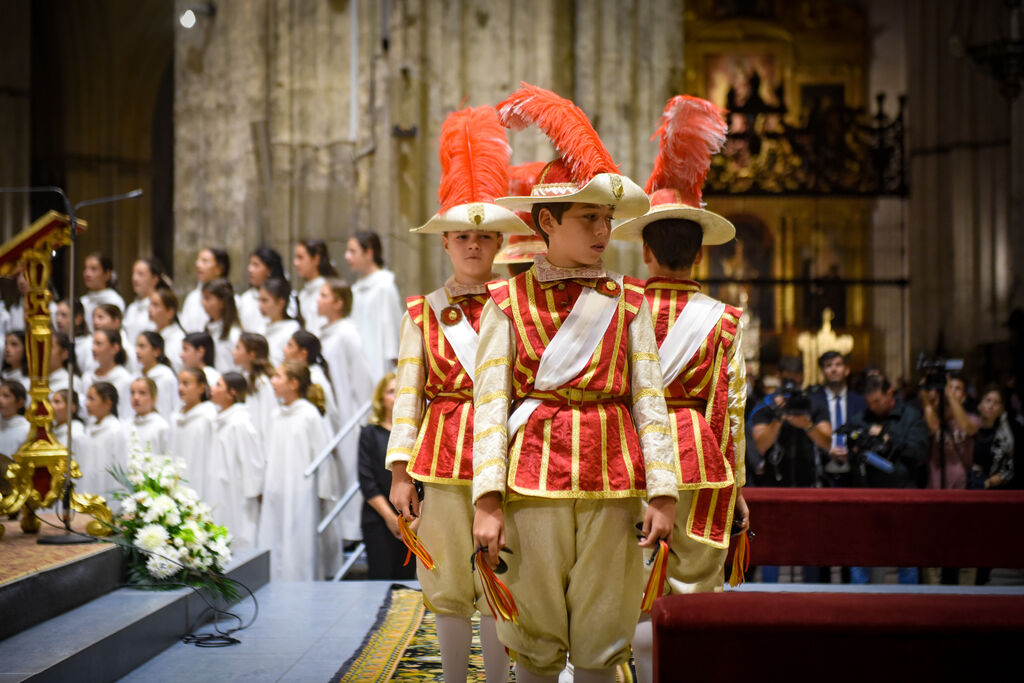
left=478, top=615, right=510, bottom=682
left=632, top=617, right=654, bottom=683
left=435, top=614, right=472, bottom=682
left=572, top=666, right=616, bottom=683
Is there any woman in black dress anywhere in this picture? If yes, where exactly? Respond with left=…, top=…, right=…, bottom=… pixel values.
left=357, top=372, right=416, bottom=580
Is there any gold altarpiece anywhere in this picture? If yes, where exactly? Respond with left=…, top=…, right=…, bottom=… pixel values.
left=0, top=211, right=112, bottom=540
left=682, top=1, right=888, bottom=377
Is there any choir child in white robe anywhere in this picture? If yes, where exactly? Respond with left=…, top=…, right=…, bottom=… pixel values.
left=293, top=239, right=337, bottom=336
left=81, top=329, right=134, bottom=422
left=0, top=380, right=29, bottom=457
left=136, top=331, right=180, bottom=419
left=202, top=279, right=242, bottom=374
left=257, top=361, right=336, bottom=581
left=318, top=278, right=375, bottom=543
left=284, top=331, right=341, bottom=437
left=49, top=332, right=85, bottom=401
left=181, top=332, right=222, bottom=389
left=80, top=252, right=125, bottom=333
left=169, top=367, right=217, bottom=501
left=233, top=333, right=277, bottom=444
left=259, top=277, right=301, bottom=366
left=92, top=303, right=137, bottom=373
left=209, top=372, right=265, bottom=549
left=239, top=247, right=286, bottom=334
left=148, top=289, right=186, bottom=374
left=130, top=377, right=170, bottom=454
left=344, top=231, right=403, bottom=382
left=82, top=382, right=128, bottom=500
left=1, top=332, right=30, bottom=392
left=123, top=259, right=161, bottom=344
left=181, top=247, right=230, bottom=333
left=52, top=389, right=87, bottom=469
left=58, top=300, right=96, bottom=377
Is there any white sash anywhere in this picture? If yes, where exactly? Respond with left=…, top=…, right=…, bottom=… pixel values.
left=507, top=274, right=624, bottom=436
left=658, top=292, right=726, bottom=387
left=426, top=287, right=479, bottom=382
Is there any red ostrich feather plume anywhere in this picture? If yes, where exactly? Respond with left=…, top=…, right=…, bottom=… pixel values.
left=645, top=95, right=728, bottom=204
left=507, top=160, right=548, bottom=196
left=438, top=106, right=511, bottom=212
left=497, top=82, right=618, bottom=183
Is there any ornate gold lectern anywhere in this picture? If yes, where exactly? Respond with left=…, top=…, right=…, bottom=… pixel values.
left=0, top=211, right=112, bottom=540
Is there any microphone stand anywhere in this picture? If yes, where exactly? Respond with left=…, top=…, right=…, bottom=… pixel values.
left=0, top=186, right=142, bottom=544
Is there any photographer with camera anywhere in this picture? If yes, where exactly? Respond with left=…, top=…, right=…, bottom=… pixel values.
left=842, top=373, right=929, bottom=584
left=811, top=351, right=866, bottom=487
left=751, top=356, right=832, bottom=488
left=921, top=373, right=979, bottom=490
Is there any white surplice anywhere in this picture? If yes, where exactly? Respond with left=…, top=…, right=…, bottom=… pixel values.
left=123, top=298, right=155, bottom=346
left=237, top=287, right=267, bottom=334
left=256, top=398, right=336, bottom=581
left=349, top=269, right=403, bottom=382
left=169, top=401, right=217, bottom=500
left=319, top=318, right=374, bottom=541
left=208, top=403, right=265, bottom=549
left=264, top=319, right=301, bottom=367
left=179, top=284, right=208, bottom=333
left=80, top=414, right=127, bottom=500
left=130, top=411, right=170, bottom=454
left=206, top=320, right=242, bottom=374
left=144, top=362, right=181, bottom=420
left=297, top=276, right=326, bottom=336
left=0, top=414, right=29, bottom=458
left=81, top=288, right=126, bottom=333
left=82, top=364, right=135, bottom=425
left=244, top=374, right=277, bottom=444
left=156, top=323, right=186, bottom=374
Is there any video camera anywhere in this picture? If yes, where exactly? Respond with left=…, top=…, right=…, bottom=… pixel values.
left=773, top=378, right=812, bottom=416
left=835, top=423, right=894, bottom=474
left=916, top=353, right=964, bottom=392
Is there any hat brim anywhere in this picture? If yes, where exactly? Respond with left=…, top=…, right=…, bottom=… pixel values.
left=610, top=204, right=736, bottom=245
left=494, top=239, right=547, bottom=265
left=412, top=203, right=536, bottom=235
left=495, top=173, right=651, bottom=220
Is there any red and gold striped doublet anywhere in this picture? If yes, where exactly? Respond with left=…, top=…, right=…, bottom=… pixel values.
left=394, top=291, right=487, bottom=484
left=645, top=278, right=746, bottom=547
left=487, top=270, right=651, bottom=497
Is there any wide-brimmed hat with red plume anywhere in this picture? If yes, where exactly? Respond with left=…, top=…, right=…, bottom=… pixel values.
left=610, top=95, right=735, bottom=244
left=413, top=106, right=534, bottom=235
left=495, top=161, right=548, bottom=264
left=494, top=83, right=649, bottom=220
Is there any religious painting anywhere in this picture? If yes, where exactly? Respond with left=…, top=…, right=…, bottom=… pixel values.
left=703, top=52, right=786, bottom=168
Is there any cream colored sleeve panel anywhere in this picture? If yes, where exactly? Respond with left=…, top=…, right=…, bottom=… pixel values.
left=385, top=312, right=425, bottom=470
left=471, top=299, right=513, bottom=503
left=727, top=319, right=748, bottom=487
left=628, top=304, right=680, bottom=501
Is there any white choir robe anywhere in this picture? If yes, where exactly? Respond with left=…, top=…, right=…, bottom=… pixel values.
left=81, top=288, right=126, bottom=333
left=206, top=320, right=242, bottom=374
left=144, top=363, right=180, bottom=420
left=297, top=276, right=326, bottom=336
left=156, top=323, right=185, bottom=374
left=201, top=365, right=222, bottom=390
left=169, top=401, right=217, bottom=500
left=256, top=398, right=337, bottom=581
left=49, top=367, right=86, bottom=400
left=209, top=403, right=264, bottom=548
left=82, top=365, right=135, bottom=425
left=349, top=268, right=403, bottom=382
left=123, top=298, right=155, bottom=346
left=119, top=328, right=139, bottom=374
left=1, top=368, right=30, bottom=393
left=244, top=374, right=277, bottom=444
left=264, top=319, right=300, bottom=367
left=75, top=334, right=95, bottom=376
left=179, top=284, right=208, bottom=333
left=80, top=415, right=128, bottom=501
left=131, top=412, right=170, bottom=454
left=237, top=288, right=267, bottom=334
left=309, top=364, right=341, bottom=436
left=0, top=414, right=29, bottom=457
left=56, top=420, right=89, bottom=496
left=320, top=318, right=375, bottom=541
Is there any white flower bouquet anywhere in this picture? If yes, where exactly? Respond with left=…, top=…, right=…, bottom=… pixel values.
left=109, top=444, right=236, bottom=599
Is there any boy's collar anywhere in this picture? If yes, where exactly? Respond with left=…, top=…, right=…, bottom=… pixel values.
left=533, top=256, right=606, bottom=282
left=445, top=275, right=493, bottom=297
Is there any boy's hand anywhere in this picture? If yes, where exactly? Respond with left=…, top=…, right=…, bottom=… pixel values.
left=473, top=492, right=506, bottom=569
left=639, top=495, right=675, bottom=548
left=389, top=463, right=420, bottom=522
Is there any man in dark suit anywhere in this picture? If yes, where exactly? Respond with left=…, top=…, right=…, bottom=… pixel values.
left=811, top=351, right=866, bottom=487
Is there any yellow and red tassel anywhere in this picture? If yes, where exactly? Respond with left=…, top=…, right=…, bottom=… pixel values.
left=640, top=539, right=670, bottom=613
left=728, top=530, right=750, bottom=587
left=397, top=515, right=436, bottom=570
left=474, top=550, right=519, bottom=623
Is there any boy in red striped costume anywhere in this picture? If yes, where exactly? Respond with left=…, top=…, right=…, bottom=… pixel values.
left=611, top=95, right=749, bottom=683
left=472, top=83, right=679, bottom=683
left=386, top=105, right=535, bottom=682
